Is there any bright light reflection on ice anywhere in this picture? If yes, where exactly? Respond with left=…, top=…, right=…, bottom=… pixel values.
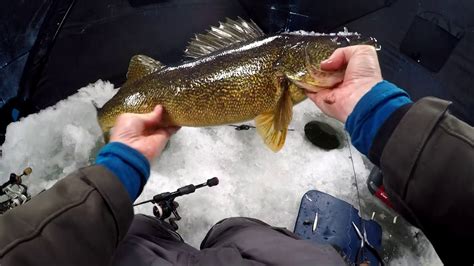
left=0, top=80, right=441, bottom=265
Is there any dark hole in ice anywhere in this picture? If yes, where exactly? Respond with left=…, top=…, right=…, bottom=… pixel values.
left=304, top=121, right=341, bottom=150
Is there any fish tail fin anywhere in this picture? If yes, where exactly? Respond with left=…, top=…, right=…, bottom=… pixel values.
left=255, top=87, right=293, bottom=152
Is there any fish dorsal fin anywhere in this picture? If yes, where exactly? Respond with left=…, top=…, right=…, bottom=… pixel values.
left=126, top=55, right=164, bottom=83
left=184, top=17, right=265, bottom=59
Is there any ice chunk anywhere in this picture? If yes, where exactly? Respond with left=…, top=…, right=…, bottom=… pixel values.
left=0, top=80, right=117, bottom=194
left=286, top=28, right=361, bottom=37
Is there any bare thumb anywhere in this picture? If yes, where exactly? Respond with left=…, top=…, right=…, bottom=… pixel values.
left=140, top=105, right=164, bottom=128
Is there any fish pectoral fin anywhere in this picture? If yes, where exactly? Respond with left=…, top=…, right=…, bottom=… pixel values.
left=184, top=17, right=265, bottom=59
left=255, top=112, right=288, bottom=152
left=126, top=55, right=165, bottom=83
left=274, top=79, right=293, bottom=131
left=255, top=80, right=293, bottom=152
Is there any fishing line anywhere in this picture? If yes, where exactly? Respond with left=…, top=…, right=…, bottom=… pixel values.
left=345, top=131, right=366, bottom=263
left=345, top=131, right=363, bottom=217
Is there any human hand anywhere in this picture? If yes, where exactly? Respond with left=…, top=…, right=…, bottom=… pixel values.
left=306, top=45, right=383, bottom=122
left=110, top=105, right=180, bottom=162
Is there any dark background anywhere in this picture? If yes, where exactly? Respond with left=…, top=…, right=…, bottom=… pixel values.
left=1, top=0, right=473, bottom=144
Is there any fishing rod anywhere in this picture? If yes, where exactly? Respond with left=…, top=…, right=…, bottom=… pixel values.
left=228, top=124, right=295, bottom=131
left=134, top=177, right=219, bottom=230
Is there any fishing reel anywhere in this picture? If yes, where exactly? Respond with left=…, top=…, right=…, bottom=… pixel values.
left=134, top=177, right=219, bottom=230
left=0, top=167, right=32, bottom=214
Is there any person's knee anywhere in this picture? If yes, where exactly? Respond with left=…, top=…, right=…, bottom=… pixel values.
left=213, top=217, right=269, bottom=230
left=128, top=214, right=183, bottom=242
left=200, top=217, right=271, bottom=249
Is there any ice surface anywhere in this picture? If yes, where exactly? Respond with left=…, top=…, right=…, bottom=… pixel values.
left=0, top=80, right=441, bottom=265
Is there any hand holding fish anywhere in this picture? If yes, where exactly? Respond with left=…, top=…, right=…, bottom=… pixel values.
left=306, top=45, right=383, bottom=122
left=110, top=105, right=180, bottom=162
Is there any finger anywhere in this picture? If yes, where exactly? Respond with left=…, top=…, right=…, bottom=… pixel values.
left=320, top=46, right=357, bottom=71
left=165, top=126, right=181, bottom=136
left=151, top=105, right=173, bottom=127
left=306, top=89, right=333, bottom=108
left=136, top=105, right=165, bottom=129
left=320, top=49, right=347, bottom=71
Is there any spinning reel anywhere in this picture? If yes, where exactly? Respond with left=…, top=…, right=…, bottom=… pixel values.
left=134, top=177, right=219, bottom=230
left=0, top=167, right=32, bottom=214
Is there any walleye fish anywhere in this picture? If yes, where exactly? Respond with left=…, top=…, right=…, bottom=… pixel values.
left=98, top=17, right=377, bottom=151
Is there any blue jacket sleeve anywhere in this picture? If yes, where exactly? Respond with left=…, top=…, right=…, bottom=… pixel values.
left=95, top=142, right=150, bottom=201
left=345, top=81, right=413, bottom=156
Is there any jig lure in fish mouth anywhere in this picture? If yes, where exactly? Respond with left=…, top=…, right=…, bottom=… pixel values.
left=98, top=17, right=379, bottom=152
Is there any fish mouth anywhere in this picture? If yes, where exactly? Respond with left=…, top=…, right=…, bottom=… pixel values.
left=286, top=46, right=345, bottom=92
left=287, top=30, right=381, bottom=92
left=286, top=72, right=327, bottom=92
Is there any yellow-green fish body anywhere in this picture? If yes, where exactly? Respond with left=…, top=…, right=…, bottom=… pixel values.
left=98, top=18, right=377, bottom=151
